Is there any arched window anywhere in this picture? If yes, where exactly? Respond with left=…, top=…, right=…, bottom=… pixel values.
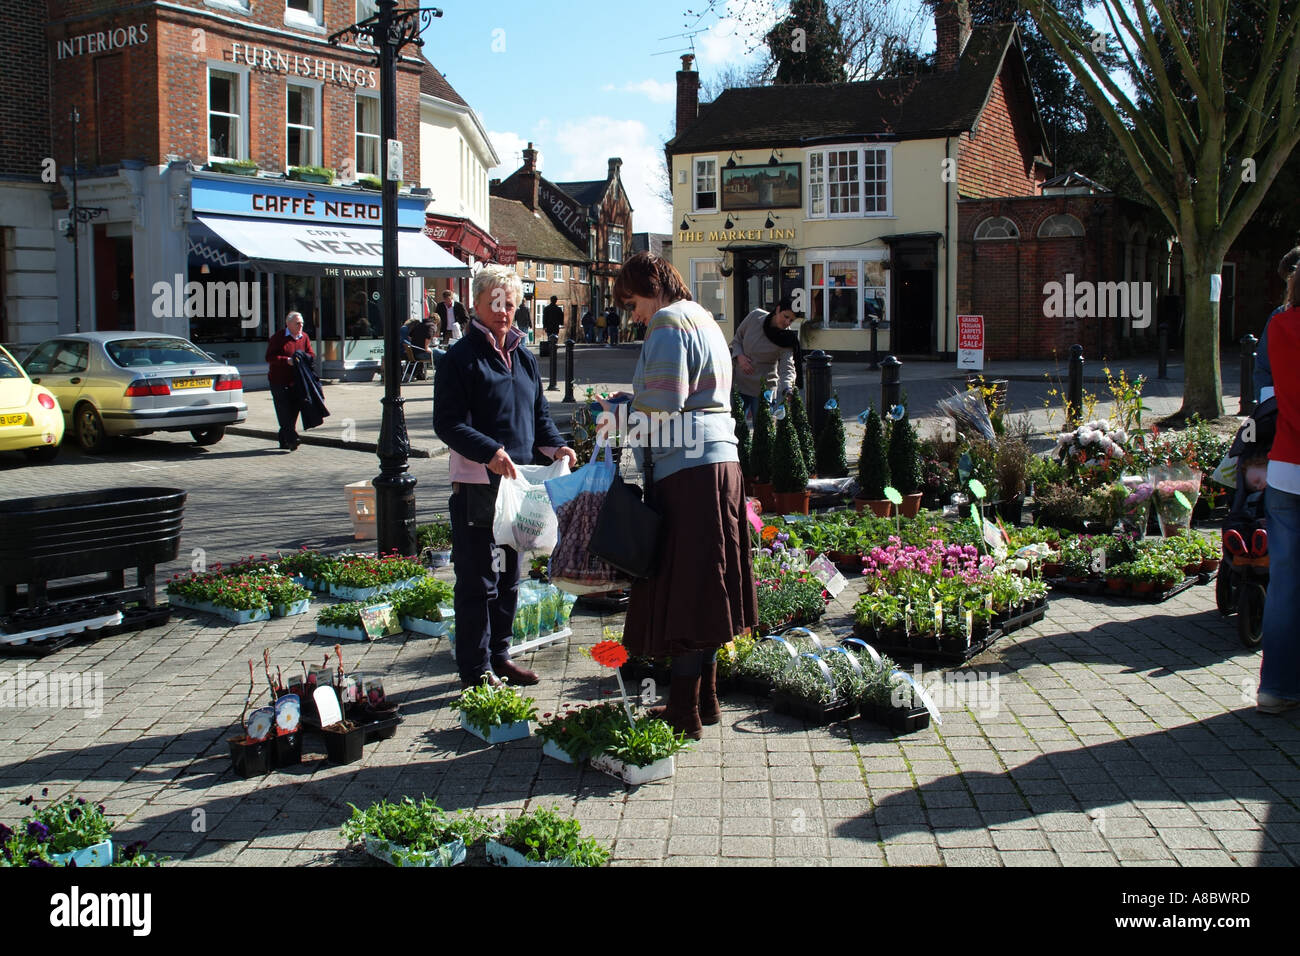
left=1038, top=213, right=1085, bottom=238
left=974, top=216, right=1019, bottom=240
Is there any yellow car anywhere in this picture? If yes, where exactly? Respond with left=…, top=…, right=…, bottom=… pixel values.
left=0, top=343, right=64, bottom=462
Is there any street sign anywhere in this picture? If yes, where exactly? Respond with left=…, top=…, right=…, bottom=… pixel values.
left=386, top=139, right=403, bottom=181
left=957, top=314, right=984, bottom=370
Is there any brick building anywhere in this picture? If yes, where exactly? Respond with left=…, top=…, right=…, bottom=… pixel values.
left=0, top=0, right=57, bottom=346
left=491, top=143, right=633, bottom=324
left=19, top=0, right=466, bottom=383
left=489, top=196, right=588, bottom=341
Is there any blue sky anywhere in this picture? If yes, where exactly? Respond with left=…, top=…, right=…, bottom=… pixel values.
left=415, top=0, right=806, bottom=234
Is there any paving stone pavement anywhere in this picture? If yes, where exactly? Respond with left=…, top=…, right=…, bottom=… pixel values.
left=2, top=543, right=1296, bottom=867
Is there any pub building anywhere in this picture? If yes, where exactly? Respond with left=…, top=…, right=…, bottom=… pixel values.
left=36, top=0, right=467, bottom=386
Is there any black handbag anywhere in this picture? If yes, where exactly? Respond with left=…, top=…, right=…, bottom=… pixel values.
left=588, top=447, right=661, bottom=579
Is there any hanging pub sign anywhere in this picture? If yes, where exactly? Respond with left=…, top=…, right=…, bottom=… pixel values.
left=721, top=163, right=802, bottom=211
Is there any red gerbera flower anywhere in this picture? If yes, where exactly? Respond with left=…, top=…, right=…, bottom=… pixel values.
left=590, top=640, right=628, bottom=669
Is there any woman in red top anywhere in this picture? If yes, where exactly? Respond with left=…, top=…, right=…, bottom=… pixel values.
left=1259, top=272, right=1300, bottom=714
left=265, top=311, right=314, bottom=450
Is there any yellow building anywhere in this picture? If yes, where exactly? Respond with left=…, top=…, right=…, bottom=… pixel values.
left=665, top=2, right=1050, bottom=360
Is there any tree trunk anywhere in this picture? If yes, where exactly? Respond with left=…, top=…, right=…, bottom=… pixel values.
left=1180, top=268, right=1225, bottom=419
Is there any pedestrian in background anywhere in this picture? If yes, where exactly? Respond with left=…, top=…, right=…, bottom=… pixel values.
left=605, top=305, right=621, bottom=347
left=266, top=311, right=314, bottom=451
left=543, top=295, right=564, bottom=341
left=1255, top=247, right=1300, bottom=403
left=610, top=251, right=757, bottom=738
left=433, top=265, right=577, bottom=688
left=730, top=296, right=801, bottom=420
left=1259, top=265, right=1300, bottom=714
left=582, top=308, right=595, bottom=343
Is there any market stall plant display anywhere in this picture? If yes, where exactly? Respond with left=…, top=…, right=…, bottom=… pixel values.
left=451, top=679, right=538, bottom=743
left=340, top=797, right=493, bottom=867
left=486, top=806, right=610, bottom=867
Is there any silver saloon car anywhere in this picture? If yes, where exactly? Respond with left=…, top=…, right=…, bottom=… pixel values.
left=22, top=332, right=247, bottom=452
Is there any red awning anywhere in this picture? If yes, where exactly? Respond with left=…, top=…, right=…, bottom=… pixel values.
left=424, top=214, right=498, bottom=264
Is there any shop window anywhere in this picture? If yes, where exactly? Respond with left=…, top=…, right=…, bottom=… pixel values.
left=693, top=157, right=717, bottom=213
left=807, top=146, right=892, bottom=218
left=287, top=83, right=319, bottom=169
left=974, top=216, right=1019, bottom=240
left=208, top=68, right=246, bottom=162
left=1037, top=213, right=1085, bottom=238
left=808, top=258, right=887, bottom=329
left=355, top=94, right=380, bottom=177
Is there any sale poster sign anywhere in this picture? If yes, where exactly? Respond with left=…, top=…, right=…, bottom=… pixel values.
left=957, top=315, right=984, bottom=370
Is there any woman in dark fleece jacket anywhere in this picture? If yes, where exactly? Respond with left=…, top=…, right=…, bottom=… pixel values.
left=433, top=265, right=576, bottom=688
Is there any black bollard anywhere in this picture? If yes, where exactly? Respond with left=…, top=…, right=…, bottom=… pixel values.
left=880, top=354, right=902, bottom=415
left=549, top=332, right=559, bottom=391
left=1066, top=344, right=1085, bottom=426
left=1157, top=322, right=1168, bottom=380
left=804, top=350, right=832, bottom=438
left=1241, top=333, right=1258, bottom=416
left=563, top=338, right=576, bottom=404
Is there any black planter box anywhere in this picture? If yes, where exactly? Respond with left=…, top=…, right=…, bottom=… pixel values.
left=270, top=731, right=302, bottom=768
left=730, top=674, right=773, bottom=698
left=229, top=737, right=272, bottom=777
left=771, top=692, right=856, bottom=726
left=322, top=725, right=365, bottom=764
left=1000, top=603, right=1048, bottom=634
left=907, top=632, right=940, bottom=653
left=860, top=702, right=931, bottom=734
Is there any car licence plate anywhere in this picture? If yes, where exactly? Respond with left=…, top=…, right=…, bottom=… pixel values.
left=171, top=377, right=213, bottom=390
left=0, top=413, right=27, bottom=426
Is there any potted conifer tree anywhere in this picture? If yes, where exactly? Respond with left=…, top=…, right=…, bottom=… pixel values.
left=815, top=393, right=848, bottom=478
left=887, top=411, right=923, bottom=517
left=855, top=406, right=892, bottom=516
left=751, top=396, right=776, bottom=512
left=789, top=389, right=817, bottom=478
left=732, top=387, right=753, bottom=495
left=771, top=413, right=811, bottom=514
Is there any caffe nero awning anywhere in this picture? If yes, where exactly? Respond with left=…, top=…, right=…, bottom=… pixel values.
left=196, top=215, right=470, bottom=279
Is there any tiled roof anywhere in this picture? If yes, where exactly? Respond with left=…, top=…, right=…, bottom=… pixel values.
left=489, top=197, right=588, bottom=262
left=668, top=25, right=1024, bottom=153
left=553, top=180, right=608, bottom=207
left=419, top=56, right=468, bottom=108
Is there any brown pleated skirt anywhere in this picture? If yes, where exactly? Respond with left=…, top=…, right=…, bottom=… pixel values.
left=622, top=460, right=758, bottom=658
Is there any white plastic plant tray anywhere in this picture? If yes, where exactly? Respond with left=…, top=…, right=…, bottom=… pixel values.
left=0, top=611, right=123, bottom=647
left=509, top=627, right=572, bottom=655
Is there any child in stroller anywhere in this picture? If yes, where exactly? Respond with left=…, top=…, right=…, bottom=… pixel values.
left=1215, top=396, right=1277, bottom=647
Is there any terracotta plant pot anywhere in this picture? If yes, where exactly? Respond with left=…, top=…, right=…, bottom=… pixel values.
left=1131, top=581, right=1155, bottom=594
left=900, top=492, right=924, bottom=518
left=1106, top=578, right=1127, bottom=592
left=771, top=490, right=811, bottom=515
left=1200, top=558, right=1220, bottom=574
left=752, top=482, right=776, bottom=513
left=854, top=497, right=894, bottom=517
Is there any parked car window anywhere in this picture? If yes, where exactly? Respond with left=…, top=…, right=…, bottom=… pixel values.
left=105, top=338, right=213, bottom=368
left=23, top=340, right=87, bottom=374
left=0, top=349, right=25, bottom=379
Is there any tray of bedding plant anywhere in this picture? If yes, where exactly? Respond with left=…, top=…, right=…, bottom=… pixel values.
left=717, top=628, right=827, bottom=699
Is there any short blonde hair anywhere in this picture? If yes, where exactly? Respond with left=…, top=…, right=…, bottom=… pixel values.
left=471, top=264, right=523, bottom=306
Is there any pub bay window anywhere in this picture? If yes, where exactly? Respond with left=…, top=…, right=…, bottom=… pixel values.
left=286, top=84, right=318, bottom=169
left=691, top=259, right=726, bottom=323
left=693, top=157, right=718, bottom=213
left=808, top=259, right=887, bottom=329
left=355, top=95, right=380, bottom=177
left=208, top=68, right=244, bottom=162
left=807, top=146, right=892, bottom=218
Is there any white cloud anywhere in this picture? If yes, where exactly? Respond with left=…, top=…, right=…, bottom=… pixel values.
left=601, top=79, right=676, bottom=103
left=696, top=0, right=778, bottom=67
left=486, top=130, right=537, bottom=180
left=548, top=116, right=672, bottom=234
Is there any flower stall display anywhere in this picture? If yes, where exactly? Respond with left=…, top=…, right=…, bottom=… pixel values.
left=391, top=577, right=455, bottom=636
left=731, top=631, right=820, bottom=696
left=590, top=717, right=692, bottom=785
left=486, top=807, right=610, bottom=867
left=416, top=520, right=454, bottom=567
left=1053, top=419, right=1131, bottom=470
left=166, top=571, right=287, bottom=624
left=272, top=548, right=341, bottom=591
left=0, top=793, right=163, bottom=868
left=536, top=701, right=628, bottom=764
left=451, top=679, right=537, bottom=744
left=329, top=553, right=428, bottom=601
left=753, top=544, right=830, bottom=631
left=1149, top=464, right=1202, bottom=537
left=341, top=797, right=493, bottom=867
left=856, top=655, right=934, bottom=734
left=316, top=602, right=369, bottom=642
left=771, top=650, right=860, bottom=724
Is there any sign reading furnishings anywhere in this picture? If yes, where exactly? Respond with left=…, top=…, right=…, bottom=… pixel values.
left=228, top=42, right=378, bottom=89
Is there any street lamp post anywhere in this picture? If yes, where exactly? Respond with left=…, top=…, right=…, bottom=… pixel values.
left=66, top=107, right=106, bottom=334
left=330, top=2, right=442, bottom=558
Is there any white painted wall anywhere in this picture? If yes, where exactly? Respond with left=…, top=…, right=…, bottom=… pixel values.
left=0, top=183, right=59, bottom=350
left=418, top=96, right=496, bottom=235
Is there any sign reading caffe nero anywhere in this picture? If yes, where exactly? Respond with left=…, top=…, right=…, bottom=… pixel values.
left=228, top=42, right=378, bottom=88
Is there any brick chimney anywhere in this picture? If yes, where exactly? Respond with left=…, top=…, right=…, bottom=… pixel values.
left=521, top=141, right=539, bottom=211
left=608, top=157, right=622, bottom=180
left=676, top=54, right=699, bottom=135
left=933, top=0, right=971, bottom=72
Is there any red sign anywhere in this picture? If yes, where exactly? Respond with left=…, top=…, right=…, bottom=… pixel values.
left=958, top=315, right=984, bottom=350
left=498, top=244, right=518, bottom=266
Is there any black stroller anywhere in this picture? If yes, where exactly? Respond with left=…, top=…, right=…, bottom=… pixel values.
left=1216, top=396, right=1276, bottom=647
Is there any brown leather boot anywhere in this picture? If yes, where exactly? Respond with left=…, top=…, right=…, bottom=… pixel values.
left=699, top=657, right=720, bottom=726
left=655, top=674, right=702, bottom=740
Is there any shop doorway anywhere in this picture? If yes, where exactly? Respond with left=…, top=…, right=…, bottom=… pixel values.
left=890, top=239, right=937, bottom=356
left=92, top=224, right=134, bottom=332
